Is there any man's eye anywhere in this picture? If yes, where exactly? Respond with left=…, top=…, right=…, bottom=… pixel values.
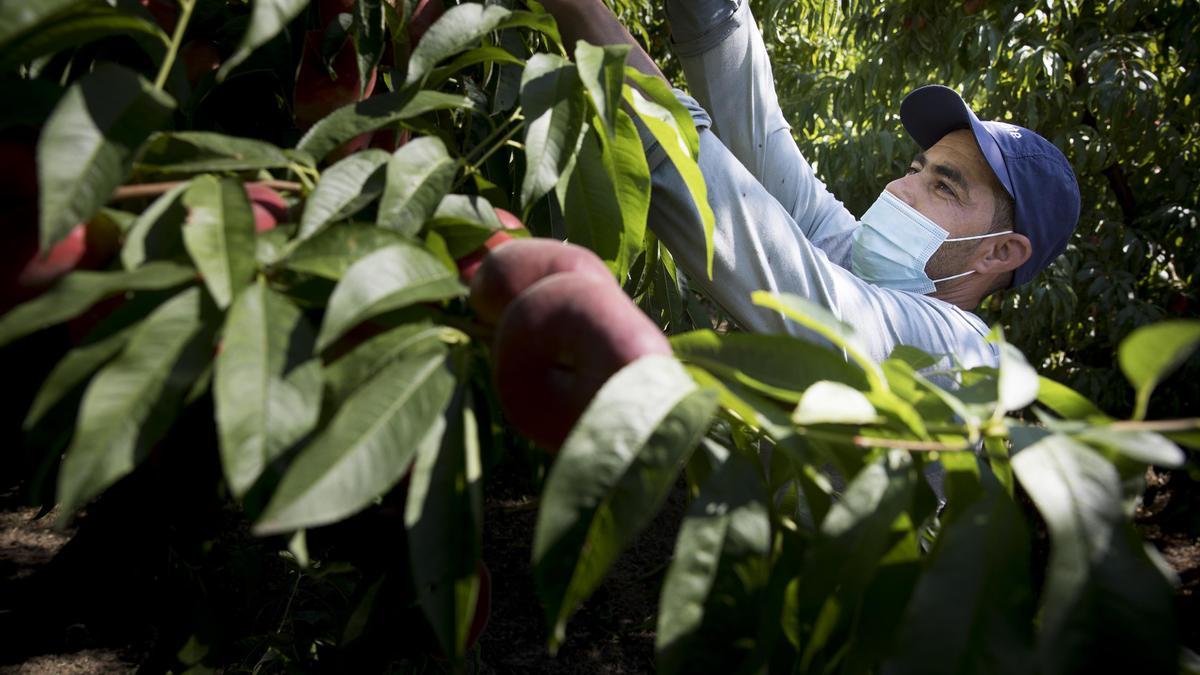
left=905, top=166, right=919, bottom=175
left=936, top=181, right=954, bottom=194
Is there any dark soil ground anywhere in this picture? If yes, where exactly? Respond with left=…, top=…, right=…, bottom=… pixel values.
left=0, top=466, right=1196, bottom=673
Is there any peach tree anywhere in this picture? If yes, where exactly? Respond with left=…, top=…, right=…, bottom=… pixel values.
left=0, top=0, right=1196, bottom=671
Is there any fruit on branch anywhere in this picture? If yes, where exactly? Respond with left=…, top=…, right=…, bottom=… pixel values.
left=407, top=0, right=444, bottom=47
left=369, top=127, right=410, bottom=152
left=468, top=238, right=613, bottom=325
left=293, top=30, right=377, bottom=131
left=180, top=40, right=222, bottom=87
left=245, top=184, right=289, bottom=232
left=140, top=0, right=178, bottom=33
left=456, top=208, right=526, bottom=283
left=18, top=224, right=87, bottom=288
left=0, top=139, right=120, bottom=311
left=2, top=219, right=122, bottom=310
left=493, top=272, right=671, bottom=450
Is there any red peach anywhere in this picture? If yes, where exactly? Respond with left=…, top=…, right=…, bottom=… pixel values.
left=493, top=272, right=671, bottom=449
left=468, top=238, right=613, bottom=325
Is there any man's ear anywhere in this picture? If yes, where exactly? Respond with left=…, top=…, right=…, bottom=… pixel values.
left=974, top=232, right=1032, bottom=274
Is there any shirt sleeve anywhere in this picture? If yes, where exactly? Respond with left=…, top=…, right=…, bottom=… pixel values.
left=665, top=0, right=861, bottom=268
left=640, top=95, right=999, bottom=371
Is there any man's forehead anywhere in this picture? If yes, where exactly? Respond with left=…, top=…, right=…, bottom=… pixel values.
left=919, top=130, right=992, bottom=183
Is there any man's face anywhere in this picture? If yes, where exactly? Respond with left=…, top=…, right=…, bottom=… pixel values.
left=884, top=129, right=1002, bottom=279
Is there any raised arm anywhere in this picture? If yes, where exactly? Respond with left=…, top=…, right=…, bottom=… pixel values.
left=666, top=0, right=861, bottom=266
left=536, top=0, right=667, bottom=82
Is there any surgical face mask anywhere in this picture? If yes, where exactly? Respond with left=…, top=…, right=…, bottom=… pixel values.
left=851, top=190, right=1011, bottom=295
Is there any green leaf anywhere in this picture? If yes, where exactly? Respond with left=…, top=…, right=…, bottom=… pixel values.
left=403, top=4, right=511, bottom=87
left=0, top=4, right=165, bottom=72
left=555, top=128, right=623, bottom=272
left=23, top=326, right=134, bottom=432
left=405, top=381, right=484, bottom=660
left=533, top=355, right=718, bottom=650
left=751, top=291, right=886, bottom=391
left=671, top=329, right=870, bottom=402
left=624, top=68, right=700, bottom=158
left=56, top=287, right=216, bottom=518
left=622, top=71, right=713, bottom=277
left=323, top=321, right=450, bottom=408
left=656, top=445, right=770, bottom=675
left=883, top=458, right=1035, bottom=675
left=135, top=131, right=296, bottom=175
left=296, top=90, right=473, bottom=161
left=215, top=280, right=322, bottom=498
left=1011, top=431, right=1178, bottom=674
left=254, top=345, right=455, bottom=534
left=38, top=63, right=175, bottom=249
left=607, top=109, right=652, bottom=281
left=1118, top=319, right=1200, bottom=419
left=298, top=149, right=390, bottom=240
left=219, top=0, right=310, bottom=81
left=791, top=451, right=917, bottom=652
left=376, top=136, right=457, bottom=236
left=792, top=380, right=877, bottom=426
left=351, top=0, right=385, bottom=97
left=316, top=244, right=465, bottom=351
left=427, top=46, right=524, bottom=88
left=278, top=222, right=411, bottom=280
left=0, top=262, right=196, bottom=349
left=0, top=0, right=84, bottom=50
left=519, top=53, right=588, bottom=208
left=1036, top=376, right=1110, bottom=421
left=1072, top=428, right=1185, bottom=468
left=888, top=345, right=939, bottom=370
left=121, top=182, right=190, bottom=270
left=493, top=9, right=561, bottom=44
left=182, top=175, right=258, bottom=309
left=574, top=41, right=629, bottom=137
left=990, top=328, right=1038, bottom=417
left=428, top=194, right=505, bottom=257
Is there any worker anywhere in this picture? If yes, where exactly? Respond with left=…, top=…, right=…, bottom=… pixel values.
left=539, top=0, right=1081, bottom=370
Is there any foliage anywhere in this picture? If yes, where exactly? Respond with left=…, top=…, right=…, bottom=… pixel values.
left=0, top=0, right=1197, bottom=672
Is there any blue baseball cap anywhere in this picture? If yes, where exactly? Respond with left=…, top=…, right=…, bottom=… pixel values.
left=898, top=85, right=1081, bottom=287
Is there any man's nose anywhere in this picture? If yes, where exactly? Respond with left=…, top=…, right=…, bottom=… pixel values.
left=884, top=176, right=916, bottom=207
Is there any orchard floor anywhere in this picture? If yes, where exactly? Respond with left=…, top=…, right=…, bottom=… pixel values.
left=0, top=467, right=1196, bottom=673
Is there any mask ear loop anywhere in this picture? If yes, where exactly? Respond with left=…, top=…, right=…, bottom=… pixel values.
left=930, top=269, right=976, bottom=284
left=944, top=230, right=1012, bottom=242
left=930, top=231, right=1013, bottom=284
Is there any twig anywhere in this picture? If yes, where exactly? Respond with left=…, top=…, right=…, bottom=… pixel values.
left=110, top=179, right=304, bottom=201
left=1108, top=418, right=1200, bottom=433
left=848, top=435, right=971, bottom=452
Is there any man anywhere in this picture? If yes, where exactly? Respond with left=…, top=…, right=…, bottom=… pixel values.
left=540, top=0, right=1081, bottom=370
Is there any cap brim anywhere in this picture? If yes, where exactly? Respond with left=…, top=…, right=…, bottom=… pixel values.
left=900, top=85, right=1015, bottom=199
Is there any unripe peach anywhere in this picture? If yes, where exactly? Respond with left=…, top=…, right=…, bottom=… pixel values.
left=468, top=239, right=613, bottom=325
left=493, top=272, right=671, bottom=449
